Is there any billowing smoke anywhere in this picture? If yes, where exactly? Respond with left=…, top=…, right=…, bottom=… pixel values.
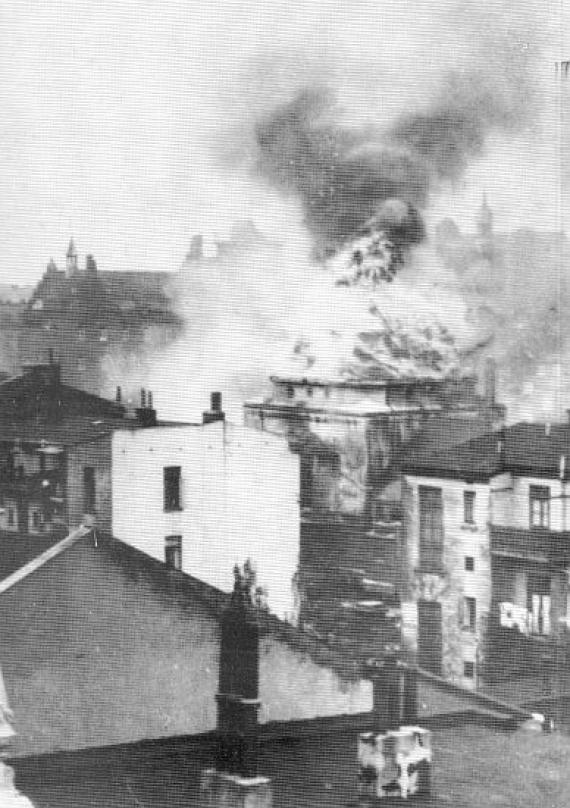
left=253, top=46, right=537, bottom=263
left=113, top=1, right=560, bottom=424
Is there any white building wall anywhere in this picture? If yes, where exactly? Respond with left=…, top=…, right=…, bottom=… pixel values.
left=491, top=474, right=568, bottom=532
left=111, top=422, right=300, bottom=622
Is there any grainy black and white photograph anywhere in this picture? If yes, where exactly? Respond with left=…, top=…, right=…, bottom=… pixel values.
left=0, top=1, right=568, bottom=806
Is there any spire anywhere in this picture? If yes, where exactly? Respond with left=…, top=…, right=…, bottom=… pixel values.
left=66, top=237, right=78, bottom=276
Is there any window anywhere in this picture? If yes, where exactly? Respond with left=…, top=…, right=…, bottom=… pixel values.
left=463, top=597, right=477, bottom=632
left=419, top=486, right=444, bottom=572
left=164, top=466, right=182, bottom=511
left=528, top=574, right=551, bottom=635
left=7, top=508, right=14, bottom=527
left=463, top=490, right=475, bottom=524
left=417, top=600, right=442, bottom=675
left=530, top=485, right=550, bottom=529
left=463, top=661, right=475, bottom=679
left=165, top=535, right=182, bottom=570
left=465, top=556, right=475, bottom=572
left=83, top=466, right=96, bottom=513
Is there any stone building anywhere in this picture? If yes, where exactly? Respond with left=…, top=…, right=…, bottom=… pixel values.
left=244, top=369, right=504, bottom=657
left=18, top=240, right=182, bottom=395
left=402, top=422, right=570, bottom=690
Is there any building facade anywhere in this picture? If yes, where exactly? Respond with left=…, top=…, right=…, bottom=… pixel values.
left=111, top=414, right=300, bottom=622
left=244, top=370, right=504, bottom=656
left=402, top=423, right=570, bottom=690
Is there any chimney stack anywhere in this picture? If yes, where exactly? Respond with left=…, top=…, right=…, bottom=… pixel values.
left=116, top=386, right=122, bottom=404
left=135, top=388, right=157, bottom=427
left=484, top=357, right=496, bottom=407
left=203, top=392, right=225, bottom=425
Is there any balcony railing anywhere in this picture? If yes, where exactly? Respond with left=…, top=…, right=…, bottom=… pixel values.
left=490, top=525, right=570, bottom=564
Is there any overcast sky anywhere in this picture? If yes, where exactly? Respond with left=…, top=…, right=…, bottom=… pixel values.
left=0, top=0, right=567, bottom=284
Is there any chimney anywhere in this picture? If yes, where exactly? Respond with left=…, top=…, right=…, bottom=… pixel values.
left=483, top=357, right=496, bottom=407
left=116, top=386, right=122, bottom=404
left=203, top=392, right=225, bottom=425
left=135, top=388, right=157, bottom=427
left=496, top=427, right=506, bottom=467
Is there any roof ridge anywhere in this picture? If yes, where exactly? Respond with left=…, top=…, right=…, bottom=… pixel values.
left=0, top=526, right=92, bottom=596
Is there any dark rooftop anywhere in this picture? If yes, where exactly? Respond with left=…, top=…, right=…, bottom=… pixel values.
left=14, top=714, right=570, bottom=808
left=403, top=422, right=570, bottom=482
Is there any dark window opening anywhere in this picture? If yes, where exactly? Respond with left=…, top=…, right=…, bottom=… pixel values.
left=419, top=486, right=444, bottom=572
left=165, top=535, right=182, bottom=570
left=417, top=600, right=442, bottom=676
left=463, top=490, right=475, bottom=524
left=31, top=510, right=41, bottom=530
left=527, top=573, right=551, bottom=635
left=164, top=466, right=182, bottom=511
left=83, top=466, right=96, bottom=514
left=465, top=556, right=475, bottom=572
left=7, top=508, right=14, bottom=527
left=530, top=485, right=550, bottom=529
left=464, top=661, right=475, bottom=679
left=463, top=597, right=476, bottom=632
left=286, top=384, right=294, bottom=399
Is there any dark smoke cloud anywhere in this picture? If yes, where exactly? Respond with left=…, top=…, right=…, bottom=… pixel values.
left=253, top=55, right=537, bottom=258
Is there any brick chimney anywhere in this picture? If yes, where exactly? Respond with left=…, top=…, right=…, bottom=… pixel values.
left=203, top=392, right=225, bottom=425
left=135, top=388, right=158, bottom=427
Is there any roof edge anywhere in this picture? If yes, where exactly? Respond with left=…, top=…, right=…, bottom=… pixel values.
left=0, top=525, right=92, bottom=596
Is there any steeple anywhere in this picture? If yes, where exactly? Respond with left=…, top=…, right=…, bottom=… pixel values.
left=66, top=238, right=78, bottom=276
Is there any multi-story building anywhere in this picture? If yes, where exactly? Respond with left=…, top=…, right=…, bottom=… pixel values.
left=244, top=367, right=504, bottom=657
left=111, top=395, right=300, bottom=622
left=402, top=422, right=570, bottom=690
left=18, top=241, right=182, bottom=395
left=0, top=362, right=165, bottom=539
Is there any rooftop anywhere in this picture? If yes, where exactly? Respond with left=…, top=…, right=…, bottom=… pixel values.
left=14, top=714, right=570, bottom=808
left=403, top=422, right=570, bottom=482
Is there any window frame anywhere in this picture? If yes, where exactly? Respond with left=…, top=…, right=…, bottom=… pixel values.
left=418, top=485, right=444, bottom=572
left=463, top=661, right=475, bottom=679
left=463, top=596, right=477, bottom=632
left=529, top=485, right=550, bottom=529
left=163, top=466, right=182, bottom=512
left=165, top=535, right=182, bottom=570
left=463, top=490, right=476, bottom=524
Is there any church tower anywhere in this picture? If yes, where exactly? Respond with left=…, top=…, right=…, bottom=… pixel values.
left=66, top=238, right=78, bottom=277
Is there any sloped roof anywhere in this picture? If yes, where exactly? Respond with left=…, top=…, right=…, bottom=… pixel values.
left=403, top=421, right=570, bottom=481
left=0, top=529, right=362, bottom=683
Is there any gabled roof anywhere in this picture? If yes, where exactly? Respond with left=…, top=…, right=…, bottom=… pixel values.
left=0, top=529, right=362, bottom=683
left=403, top=422, right=570, bottom=482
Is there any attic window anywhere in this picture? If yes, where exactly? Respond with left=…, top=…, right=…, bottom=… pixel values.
left=165, top=535, right=182, bottom=570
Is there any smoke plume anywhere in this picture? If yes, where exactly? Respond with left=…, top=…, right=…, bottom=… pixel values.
left=252, top=42, right=537, bottom=260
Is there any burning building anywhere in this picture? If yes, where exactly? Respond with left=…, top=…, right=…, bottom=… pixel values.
left=244, top=362, right=505, bottom=658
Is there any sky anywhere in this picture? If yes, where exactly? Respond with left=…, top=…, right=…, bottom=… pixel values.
left=0, top=0, right=568, bottom=285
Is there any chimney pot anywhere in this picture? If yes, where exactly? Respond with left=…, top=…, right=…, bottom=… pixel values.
left=141, top=388, right=146, bottom=408
left=211, top=392, right=222, bottom=413
left=148, top=391, right=153, bottom=409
